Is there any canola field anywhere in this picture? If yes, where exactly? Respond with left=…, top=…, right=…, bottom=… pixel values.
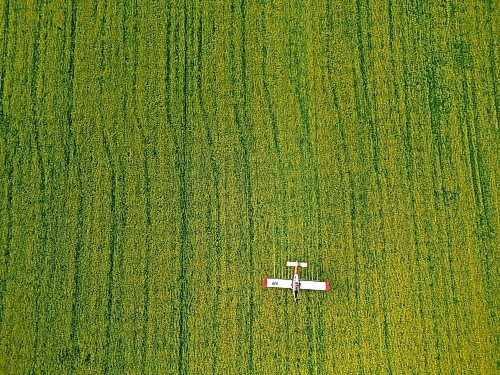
left=0, top=1, right=498, bottom=374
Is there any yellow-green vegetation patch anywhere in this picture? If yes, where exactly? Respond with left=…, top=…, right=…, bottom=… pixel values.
left=0, top=1, right=497, bottom=374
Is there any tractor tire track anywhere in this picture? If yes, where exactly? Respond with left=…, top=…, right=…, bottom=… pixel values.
left=485, top=0, right=499, bottom=127
left=176, top=2, right=191, bottom=374
left=289, top=5, right=322, bottom=373
left=334, top=55, right=365, bottom=374
left=63, top=0, right=77, bottom=184
left=422, top=17, right=449, bottom=372
left=68, top=149, right=83, bottom=369
left=468, top=68, right=496, bottom=281
left=0, top=116, right=17, bottom=330
left=95, top=2, right=116, bottom=373
left=164, top=5, right=191, bottom=373
left=127, top=0, right=153, bottom=370
left=394, top=0, right=430, bottom=370
left=163, top=6, right=187, bottom=372
left=0, top=0, right=10, bottom=115
left=425, top=15, right=458, bottom=361
left=239, top=2, right=255, bottom=371
left=66, top=0, right=82, bottom=359
left=195, top=8, right=223, bottom=374
left=325, top=4, right=363, bottom=372
left=1, top=0, right=17, bottom=115
left=351, top=65, right=366, bottom=375
left=229, top=1, right=255, bottom=372
left=354, top=0, right=392, bottom=371
left=138, top=68, right=153, bottom=375
left=102, top=130, right=117, bottom=375
left=0, top=3, right=12, bottom=322
left=459, top=47, right=496, bottom=344
left=29, top=3, right=46, bottom=371
left=436, top=25, right=476, bottom=368
left=261, top=0, right=288, bottom=274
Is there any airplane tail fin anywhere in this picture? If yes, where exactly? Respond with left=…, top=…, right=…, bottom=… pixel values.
left=286, top=261, right=308, bottom=268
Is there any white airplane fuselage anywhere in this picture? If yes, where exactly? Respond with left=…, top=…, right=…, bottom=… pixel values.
left=292, top=265, right=300, bottom=301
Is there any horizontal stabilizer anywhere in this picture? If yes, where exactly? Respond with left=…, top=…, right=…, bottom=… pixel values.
left=286, top=261, right=308, bottom=268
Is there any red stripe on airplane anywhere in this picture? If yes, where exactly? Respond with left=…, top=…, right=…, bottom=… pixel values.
left=263, top=278, right=267, bottom=287
left=325, top=281, right=330, bottom=292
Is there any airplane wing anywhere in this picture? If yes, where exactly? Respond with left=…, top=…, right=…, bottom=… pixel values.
left=300, top=281, right=330, bottom=291
left=263, top=278, right=292, bottom=289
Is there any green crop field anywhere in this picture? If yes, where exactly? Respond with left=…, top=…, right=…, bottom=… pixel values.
left=0, top=1, right=498, bottom=374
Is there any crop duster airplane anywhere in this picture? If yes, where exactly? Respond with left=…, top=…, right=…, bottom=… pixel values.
left=263, top=261, right=329, bottom=301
